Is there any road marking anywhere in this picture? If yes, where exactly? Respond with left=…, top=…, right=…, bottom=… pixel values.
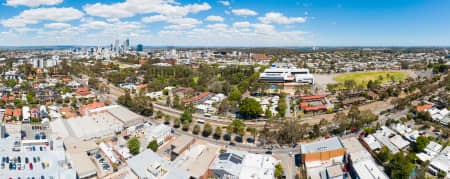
left=289, top=157, right=292, bottom=168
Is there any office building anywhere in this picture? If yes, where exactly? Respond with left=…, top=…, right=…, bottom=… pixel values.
left=259, top=67, right=314, bottom=84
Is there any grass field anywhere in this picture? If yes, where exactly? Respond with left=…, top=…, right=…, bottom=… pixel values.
left=334, top=72, right=408, bottom=86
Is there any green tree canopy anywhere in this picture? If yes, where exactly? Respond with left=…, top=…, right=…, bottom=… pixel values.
left=238, top=97, right=263, bottom=119
left=228, top=90, right=242, bottom=102
left=180, top=110, right=193, bottom=123
left=147, top=140, right=158, bottom=152
left=274, top=163, right=284, bottom=179
left=414, top=135, right=430, bottom=152
left=387, top=152, right=415, bottom=179
left=127, top=137, right=140, bottom=155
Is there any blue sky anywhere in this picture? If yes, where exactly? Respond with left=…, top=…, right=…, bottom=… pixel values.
left=0, top=0, right=449, bottom=46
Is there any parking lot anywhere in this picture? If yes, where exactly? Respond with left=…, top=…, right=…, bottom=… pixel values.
left=0, top=135, right=66, bottom=179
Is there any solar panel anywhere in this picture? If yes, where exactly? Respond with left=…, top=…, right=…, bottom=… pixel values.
left=218, top=153, right=230, bottom=160
left=229, top=154, right=243, bottom=164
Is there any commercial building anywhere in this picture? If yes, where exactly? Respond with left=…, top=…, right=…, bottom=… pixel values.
left=145, top=124, right=172, bottom=146
left=64, top=137, right=99, bottom=179
left=259, top=67, right=314, bottom=84
left=301, top=137, right=346, bottom=168
left=429, top=146, right=450, bottom=176
left=170, top=135, right=195, bottom=161
left=174, top=143, right=220, bottom=179
left=341, top=137, right=388, bottom=179
left=417, top=141, right=442, bottom=162
left=208, top=149, right=278, bottom=179
left=126, top=149, right=191, bottom=179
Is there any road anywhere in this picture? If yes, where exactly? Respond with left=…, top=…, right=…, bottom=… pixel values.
left=153, top=103, right=267, bottom=127
left=275, top=152, right=297, bottom=179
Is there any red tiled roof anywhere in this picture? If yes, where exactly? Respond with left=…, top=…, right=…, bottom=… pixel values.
left=252, top=54, right=272, bottom=60
left=138, top=84, right=148, bottom=89
left=79, top=102, right=106, bottom=116
left=77, top=87, right=91, bottom=96
left=300, top=95, right=325, bottom=100
left=5, top=109, right=13, bottom=116
left=417, top=104, right=433, bottom=112
left=305, top=105, right=327, bottom=111
left=182, top=92, right=210, bottom=103
left=13, top=109, right=22, bottom=117
left=300, top=102, right=308, bottom=109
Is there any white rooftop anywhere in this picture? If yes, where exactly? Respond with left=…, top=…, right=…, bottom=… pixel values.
left=301, top=137, right=344, bottom=154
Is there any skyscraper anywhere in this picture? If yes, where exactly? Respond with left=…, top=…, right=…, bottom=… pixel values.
left=125, top=38, right=130, bottom=50
left=137, top=44, right=143, bottom=52
left=114, top=40, right=119, bottom=52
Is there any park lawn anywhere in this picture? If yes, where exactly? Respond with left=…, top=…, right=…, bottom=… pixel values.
left=334, top=72, right=408, bottom=86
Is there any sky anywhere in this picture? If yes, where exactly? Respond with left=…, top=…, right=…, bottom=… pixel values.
left=0, top=0, right=449, bottom=47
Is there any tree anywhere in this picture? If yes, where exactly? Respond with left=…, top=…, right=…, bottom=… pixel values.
left=414, top=135, right=430, bottom=152
left=377, top=146, right=392, bottom=162
left=344, top=79, right=356, bottom=89
left=174, top=118, right=181, bottom=128
left=265, top=109, right=272, bottom=118
left=438, top=171, right=447, bottom=179
left=214, top=126, right=222, bottom=139
left=274, top=163, right=284, bottom=179
left=127, top=137, right=140, bottom=155
left=228, top=90, right=241, bottom=102
left=182, top=120, right=190, bottom=131
left=386, top=152, right=414, bottom=179
left=180, top=110, right=193, bottom=123
left=147, top=140, right=158, bottom=152
left=229, top=120, right=246, bottom=133
left=237, top=127, right=245, bottom=138
left=7, top=79, right=16, bottom=88
left=238, top=97, right=263, bottom=119
left=203, top=123, right=213, bottom=137
left=193, top=124, right=201, bottom=134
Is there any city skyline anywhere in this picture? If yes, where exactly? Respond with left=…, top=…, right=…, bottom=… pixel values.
left=0, top=0, right=449, bottom=47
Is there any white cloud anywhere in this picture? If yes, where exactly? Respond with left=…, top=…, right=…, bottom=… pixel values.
left=142, top=15, right=202, bottom=27
left=164, top=24, right=196, bottom=30
left=205, top=16, right=224, bottom=22
left=5, top=0, right=63, bottom=7
left=142, top=15, right=168, bottom=23
left=251, top=23, right=275, bottom=34
left=232, top=9, right=258, bottom=16
left=83, top=0, right=211, bottom=18
left=258, top=12, right=306, bottom=24
left=217, top=1, right=230, bottom=6
left=154, top=25, right=310, bottom=47
left=207, top=23, right=228, bottom=30
left=233, top=21, right=250, bottom=28
left=1, top=7, right=83, bottom=27
left=80, top=21, right=111, bottom=30
left=44, top=23, right=71, bottom=29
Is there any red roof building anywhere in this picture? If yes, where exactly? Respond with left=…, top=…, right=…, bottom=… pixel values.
left=300, top=95, right=325, bottom=101
left=5, top=109, right=13, bottom=117
left=182, top=92, right=211, bottom=103
left=305, top=105, right=327, bottom=112
left=416, top=104, right=433, bottom=112
left=300, top=102, right=308, bottom=110
left=13, top=108, right=22, bottom=118
left=2, top=94, right=8, bottom=102
left=138, top=84, right=148, bottom=89
left=252, top=54, right=272, bottom=60
left=79, top=102, right=106, bottom=116
left=76, top=87, right=91, bottom=96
